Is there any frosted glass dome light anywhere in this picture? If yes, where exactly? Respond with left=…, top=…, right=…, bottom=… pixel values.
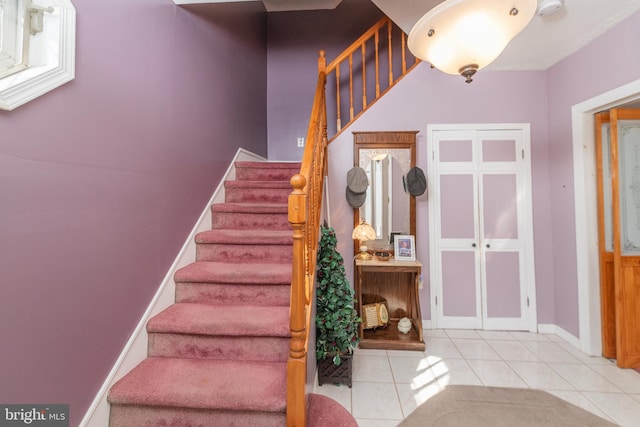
left=408, top=0, right=537, bottom=83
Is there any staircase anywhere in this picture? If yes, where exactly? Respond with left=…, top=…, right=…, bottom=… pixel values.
left=106, top=15, right=419, bottom=426
left=108, top=161, right=300, bottom=426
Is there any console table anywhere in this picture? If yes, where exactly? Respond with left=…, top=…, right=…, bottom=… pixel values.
left=354, top=258, right=424, bottom=351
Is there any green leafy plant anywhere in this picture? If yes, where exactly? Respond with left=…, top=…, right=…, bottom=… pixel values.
left=315, top=222, right=361, bottom=365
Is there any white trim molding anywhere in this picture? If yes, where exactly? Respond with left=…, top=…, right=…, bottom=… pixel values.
left=0, top=0, right=75, bottom=111
left=571, top=78, right=640, bottom=356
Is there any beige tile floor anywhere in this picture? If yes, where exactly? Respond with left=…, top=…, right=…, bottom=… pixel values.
left=313, top=329, right=640, bottom=427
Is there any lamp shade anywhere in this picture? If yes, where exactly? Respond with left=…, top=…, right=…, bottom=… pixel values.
left=352, top=222, right=377, bottom=242
left=408, top=0, right=536, bottom=82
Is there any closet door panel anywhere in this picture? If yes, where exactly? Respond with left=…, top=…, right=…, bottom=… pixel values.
left=485, top=251, right=521, bottom=318
left=442, top=251, right=478, bottom=317
left=482, top=139, right=516, bottom=162
left=439, top=139, right=473, bottom=162
left=482, top=174, right=518, bottom=239
left=440, top=174, right=475, bottom=239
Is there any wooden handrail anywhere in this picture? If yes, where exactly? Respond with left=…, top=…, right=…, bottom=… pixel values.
left=286, top=17, right=420, bottom=427
left=287, top=53, right=328, bottom=427
left=326, top=18, right=392, bottom=72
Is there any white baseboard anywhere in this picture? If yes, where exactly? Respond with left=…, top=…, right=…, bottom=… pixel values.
left=422, top=321, right=584, bottom=354
left=537, top=323, right=582, bottom=351
left=80, top=148, right=266, bottom=427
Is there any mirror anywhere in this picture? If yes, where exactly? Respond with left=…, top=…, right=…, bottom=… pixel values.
left=360, top=149, right=411, bottom=240
left=353, top=131, right=417, bottom=251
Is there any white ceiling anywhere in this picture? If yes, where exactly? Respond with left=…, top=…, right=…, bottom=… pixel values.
left=175, top=0, right=640, bottom=70
left=371, top=0, right=640, bottom=70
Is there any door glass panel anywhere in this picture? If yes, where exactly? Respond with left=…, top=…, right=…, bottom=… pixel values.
left=482, top=139, right=516, bottom=162
left=485, top=252, right=521, bottom=318
left=439, top=140, right=473, bottom=162
left=440, top=174, right=475, bottom=238
left=618, top=120, right=640, bottom=255
left=442, top=251, right=476, bottom=316
left=482, top=174, right=518, bottom=239
left=602, top=123, right=614, bottom=252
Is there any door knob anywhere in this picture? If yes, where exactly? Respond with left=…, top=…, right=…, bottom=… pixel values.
left=472, top=243, right=476, bottom=247
left=486, top=244, right=491, bottom=248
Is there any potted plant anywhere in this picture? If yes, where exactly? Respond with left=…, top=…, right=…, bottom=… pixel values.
left=315, top=222, right=361, bottom=387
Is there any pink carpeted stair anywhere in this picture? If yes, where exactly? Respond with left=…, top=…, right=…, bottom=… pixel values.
left=108, top=161, right=300, bottom=427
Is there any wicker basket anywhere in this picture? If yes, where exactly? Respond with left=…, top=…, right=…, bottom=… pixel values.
left=318, top=354, right=353, bottom=387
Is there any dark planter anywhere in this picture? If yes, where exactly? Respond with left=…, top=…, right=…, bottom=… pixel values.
left=317, top=354, right=353, bottom=388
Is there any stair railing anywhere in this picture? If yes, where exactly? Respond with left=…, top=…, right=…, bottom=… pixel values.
left=324, top=16, right=420, bottom=141
left=287, top=53, right=328, bottom=427
left=287, top=17, right=419, bottom=427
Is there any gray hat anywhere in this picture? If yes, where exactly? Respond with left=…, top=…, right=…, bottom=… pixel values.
left=346, top=186, right=366, bottom=208
left=403, top=167, right=427, bottom=197
left=346, top=166, right=368, bottom=194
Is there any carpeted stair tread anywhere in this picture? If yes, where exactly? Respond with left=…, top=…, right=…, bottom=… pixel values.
left=235, top=161, right=300, bottom=170
left=175, top=261, right=291, bottom=284
left=211, top=204, right=290, bottom=230
left=109, top=405, right=285, bottom=426
left=195, top=229, right=293, bottom=245
left=108, top=357, right=286, bottom=413
left=235, top=162, right=301, bottom=181
left=175, top=282, right=290, bottom=306
left=148, top=332, right=289, bottom=362
left=147, top=303, right=290, bottom=337
left=212, top=202, right=288, bottom=214
left=225, top=180, right=292, bottom=188
left=224, top=180, right=293, bottom=204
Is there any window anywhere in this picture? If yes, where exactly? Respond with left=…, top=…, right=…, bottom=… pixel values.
left=0, top=0, right=75, bottom=110
left=0, top=0, right=30, bottom=79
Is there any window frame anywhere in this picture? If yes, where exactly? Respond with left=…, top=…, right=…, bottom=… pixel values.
left=0, top=0, right=75, bottom=111
left=0, top=0, right=31, bottom=78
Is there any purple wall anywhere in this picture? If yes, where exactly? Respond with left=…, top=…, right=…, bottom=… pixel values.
left=0, top=1, right=267, bottom=424
left=266, top=0, right=384, bottom=160
left=545, top=9, right=640, bottom=336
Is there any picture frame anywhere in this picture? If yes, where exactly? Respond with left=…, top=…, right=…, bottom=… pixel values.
left=389, top=231, right=402, bottom=245
left=394, top=235, right=415, bottom=261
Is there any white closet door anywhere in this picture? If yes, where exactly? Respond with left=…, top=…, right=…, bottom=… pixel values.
left=429, top=125, right=536, bottom=331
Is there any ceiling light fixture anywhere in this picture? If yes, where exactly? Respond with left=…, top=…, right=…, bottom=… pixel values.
left=408, top=0, right=537, bottom=83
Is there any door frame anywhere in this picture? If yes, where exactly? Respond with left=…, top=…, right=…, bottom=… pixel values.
left=573, top=78, right=640, bottom=356
left=427, top=123, right=538, bottom=332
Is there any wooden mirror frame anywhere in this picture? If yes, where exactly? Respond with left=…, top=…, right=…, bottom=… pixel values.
left=352, top=131, right=418, bottom=255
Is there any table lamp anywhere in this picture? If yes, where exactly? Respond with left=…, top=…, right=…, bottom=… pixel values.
left=352, top=220, right=376, bottom=260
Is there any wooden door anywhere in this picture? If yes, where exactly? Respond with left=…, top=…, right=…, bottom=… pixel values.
left=595, top=112, right=616, bottom=358
left=600, top=108, right=640, bottom=368
left=429, top=125, right=536, bottom=331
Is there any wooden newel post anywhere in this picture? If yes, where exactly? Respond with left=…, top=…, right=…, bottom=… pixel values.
left=318, top=50, right=326, bottom=74
left=287, top=174, right=308, bottom=427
